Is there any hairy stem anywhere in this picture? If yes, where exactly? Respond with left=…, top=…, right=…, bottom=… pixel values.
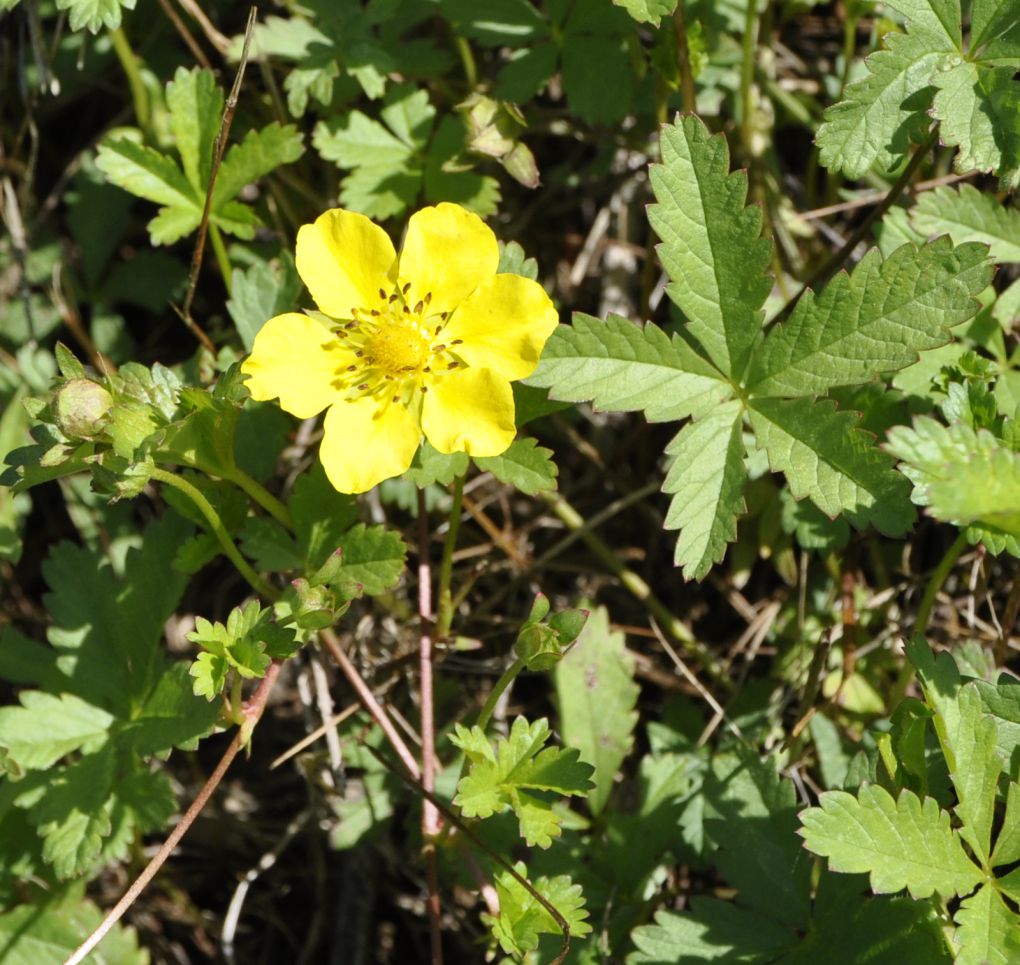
left=109, top=27, right=150, bottom=131
left=417, top=488, right=444, bottom=965
left=223, top=465, right=293, bottom=530
left=208, top=222, right=233, bottom=297
left=150, top=467, right=276, bottom=600
left=672, top=1, right=697, bottom=114
left=66, top=662, right=283, bottom=965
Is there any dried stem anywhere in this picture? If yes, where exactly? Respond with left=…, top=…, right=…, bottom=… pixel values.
left=672, top=1, right=696, bottom=113
left=65, top=662, right=283, bottom=965
left=156, top=0, right=212, bottom=69
left=417, top=488, right=443, bottom=965
left=180, top=5, right=257, bottom=322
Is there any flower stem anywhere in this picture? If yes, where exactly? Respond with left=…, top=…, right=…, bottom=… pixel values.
left=672, top=1, right=697, bottom=113
left=66, top=661, right=282, bottom=965
left=476, top=656, right=526, bottom=732
left=150, top=467, right=276, bottom=600
left=435, top=473, right=465, bottom=641
left=417, top=488, right=444, bottom=965
left=109, top=27, right=150, bottom=132
left=223, top=466, right=293, bottom=530
left=208, top=223, right=233, bottom=296
left=890, top=532, right=968, bottom=707
left=455, top=35, right=477, bottom=90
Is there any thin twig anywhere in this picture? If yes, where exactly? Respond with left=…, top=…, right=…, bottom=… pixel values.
left=672, top=1, right=697, bottom=114
left=417, top=489, right=444, bottom=965
left=797, top=171, right=972, bottom=221
left=156, top=0, right=212, bottom=69
left=180, top=5, right=257, bottom=321
left=65, top=662, right=283, bottom=965
left=779, top=127, right=939, bottom=321
left=175, top=0, right=231, bottom=54
left=318, top=627, right=421, bottom=782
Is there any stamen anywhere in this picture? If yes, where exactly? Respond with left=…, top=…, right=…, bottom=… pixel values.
left=370, top=309, right=380, bottom=316
left=388, top=293, right=399, bottom=304
left=355, top=350, right=364, bottom=358
left=336, top=331, right=348, bottom=339
left=413, top=300, right=424, bottom=314
left=345, top=321, right=356, bottom=329
left=451, top=339, right=463, bottom=345
left=392, top=395, right=400, bottom=403
left=440, top=312, right=449, bottom=320
left=347, top=365, right=357, bottom=372
left=448, top=361, right=459, bottom=369
left=402, top=306, right=409, bottom=314
left=432, top=344, right=445, bottom=353
left=358, top=383, right=370, bottom=391
left=402, top=282, right=411, bottom=295
left=434, top=325, right=442, bottom=335
left=421, top=385, right=428, bottom=393
left=378, top=288, right=386, bottom=299
left=424, top=292, right=432, bottom=305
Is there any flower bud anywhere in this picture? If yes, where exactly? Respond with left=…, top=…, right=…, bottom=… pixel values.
left=55, top=379, right=112, bottom=439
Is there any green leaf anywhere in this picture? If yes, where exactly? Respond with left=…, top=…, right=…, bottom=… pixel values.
left=402, top=442, right=469, bottom=487
left=227, top=254, right=302, bottom=350
left=746, top=239, right=991, bottom=396
left=953, top=884, right=1020, bottom=964
left=970, top=0, right=1020, bottom=55
left=748, top=397, right=915, bottom=534
left=166, top=65, right=222, bottom=190
left=663, top=400, right=748, bottom=580
left=911, top=184, right=1020, bottom=263
left=886, top=0, right=962, bottom=48
left=336, top=523, right=407, bottom=595
left=450, top=716, right=594, bottom=848
left=992, top=782, right=1020, bottom=867
left=627, top=903, right=794, bottom=964
left=945, top=684, right=1002, bottom=864
left=527, top=314, right=731, bottom=422
left=888, top=416, right=1020, bottom=548
left=481, top=861, right=591, bottom=958
left=0, top=892, right=147, bottom=964
left=816, top=30, right=953, bottom=178
left=290, top=464, right=360, bottom=568
left=648, top=116, right=772, bottom=378
left=474, top=437, right=558, bottom=495
left=0, top=693, right=113, bottom=770
left=213, top=123, right=305, bottom=208
left=932, top=62, right=1020, bottom=181
left=55, top=0, right=136, bottom=33
left=611, top=0, right=676, bottom=24
left=553, top=606, right=639, bottom=814
left=94, top=137, right=198, bottom=214
left=561, top=34, right=634, bottom=124
left=799, top=784, right=983, bottom=899
left=423, top=115, right=500, bottom=215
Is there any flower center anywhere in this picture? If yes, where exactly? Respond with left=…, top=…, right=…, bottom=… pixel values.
left=365, top=318, right=431, bottom=376
left=326, top=284, right=464, bottom=405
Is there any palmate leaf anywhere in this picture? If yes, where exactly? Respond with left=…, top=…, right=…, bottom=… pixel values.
left=97, top=67, right=303, bottom=245
left=474, top=437, right=557, bottom=495
left=527, top=313, right=730, bottom=422
left=911, top=184, right=1020, bottom=263
left=481, top=861, right=591, bottom=959
left=799, top=784, right=982, bottom=900
left=648, top=116, right=772, bottom=378
left=54, top=0, right=136, bottom=33
left=663, top=400, right=747, bottom=580
left=748, top=397, right=915, bottom=535
left=746, top=238, right=992, bottom=396
left=450, top=716, right=594, bottom=848
left=611, top=0, right=676, bottom=23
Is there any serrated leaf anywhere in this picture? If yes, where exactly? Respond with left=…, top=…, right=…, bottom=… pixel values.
left=481, top=861, right=591, bottom=958
left=932, top=62, right=1020, bottom=181
left=648, top=116, right=772, bottom=378
left=799, top=784, right=982, bottom=899
left=451, top=716, right=593, bottom=848
left=553, top=606, right=639, bottom=814
left=402, top=441, right=469, bottom=487
left=612, top=0, right=676, bottom=25
left=888, top=416, right=1020, bottom=547
left=749, top=397, right=915, bottom=534
left=886, top=0, right=962, bottom=47
left=663, top=400, right=747, bottom=580
left=526, top=314, right=731, bottom=422
left=816, top=30, right=952, bottom=178
left=0, top=692, right=113, bottom=770
left=95, top=137, right=198, bottom=211
left=213, top=123, right=305, bottom=206
left=970, top=0, right=1020, bottom=55
left=227, top=254, right=302, bottom=350
left=166, top=65, right=221, bottom=190
left=336, top=523, right=407, bottom=595
left=746, top=239, right=991, bottom=396
left=953, top=884, right=1020, bottom=964
left=911, top=184, right=1020, bottom=263
left=627, top=903, right=794, bottom=964
left=55, top=0, right=136, bottom=33
left=474, top=437, right=557, bottom=495
left=992, top=782, right=1020, bottom=867
left=0, top=893, right=147, bottom=964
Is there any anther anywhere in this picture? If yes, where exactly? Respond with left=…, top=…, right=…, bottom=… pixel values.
left=378, top=288, right=386, bottom=299
left=448, top=361, right=459, bottom=369
left=389, top=293, right=399, bottom=304
left=392, top=395, right=400, bottom=403
left=345, top=321, right=356, bottom=329
left=413, top=300, right=424, bottom=314
left=358, top=383, right=370, bottom=391
left=440, top=311, right=449, bottom=320
left=402, top=282, right=411, bottom=295
left=370, top=309, right=380, bottom=316
left=347, top=365, right=357, bottom=372
left=424, top=292, right=432, bottom=305
left=451, top=339, right=463, bottom=345
left=402, top=306, right=410, bottom=314
left=432, top=344, right=446, bottom=352
left=421, top=385, right=428, bottom=393
left=355, top=350, right=364, bottom=358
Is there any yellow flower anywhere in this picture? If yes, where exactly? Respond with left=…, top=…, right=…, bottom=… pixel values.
left=241, top=203, right=558, bottom=493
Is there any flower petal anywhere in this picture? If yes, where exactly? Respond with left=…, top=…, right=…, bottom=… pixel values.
left=241, top=313, right=346, bottom=419
left=296, top=209, right=397, bottom=318
left=398, top=203, right=498, bottom=316
left=441, top=274, right=559, bottom=380
left=320, top=396, right=420, bottom=493
left=422, top=368, right=516, bottom=457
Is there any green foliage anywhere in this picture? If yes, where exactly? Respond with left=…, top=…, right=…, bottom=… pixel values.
left=481, top=861, right=591, bottom=959
left=450, top=716, right=594, bottom=848
left=801, top=639, right=1020, bottom=962
left=0, top=516, right=217, bottom=880
left=473, top=437, right=558, bottom=494
left=816, top=0, right=1020, bottom=183
left=55, top=0, right=136, bottom=33
left=96, top=68, right=304, bottom=245
left=531, top=115, right=991, bottom=578
left=553, top=606, right=639, bottom=814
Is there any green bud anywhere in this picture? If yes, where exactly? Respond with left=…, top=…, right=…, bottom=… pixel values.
left=515, top=622, right=562, bottom=671
left=55, top=379, right=112, bottom=439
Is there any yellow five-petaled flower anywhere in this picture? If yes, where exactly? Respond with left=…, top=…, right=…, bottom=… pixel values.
left=241, top=203, right=559, bottom=493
